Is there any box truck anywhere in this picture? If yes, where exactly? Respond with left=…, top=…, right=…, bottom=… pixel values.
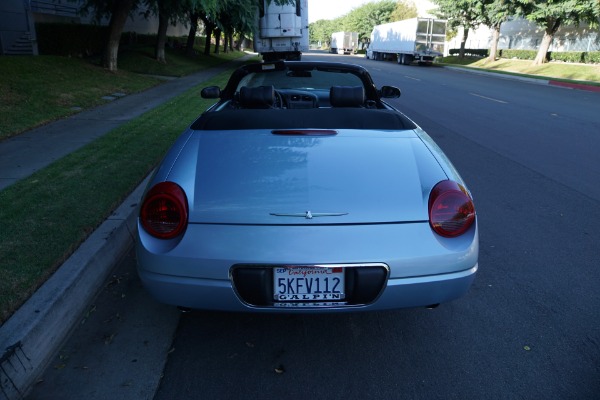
left=330, top=31, right=359, bottom=54
left=366, top=18, right=446, bottom=65
left=254, top=0, right=309, bottom=61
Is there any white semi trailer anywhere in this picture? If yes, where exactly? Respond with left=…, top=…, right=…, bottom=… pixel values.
left=366, top=18, right=446, bottom=65
left=330, top=31, right=359, bottom=54
left=254, top=0, right=309, bottom=62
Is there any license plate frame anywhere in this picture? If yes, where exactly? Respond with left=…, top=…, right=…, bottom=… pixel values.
left=273, top=266, right=345, bottom=302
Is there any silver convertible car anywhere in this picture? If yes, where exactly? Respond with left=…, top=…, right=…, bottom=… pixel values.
left=136, top=61, right=478, bottom=312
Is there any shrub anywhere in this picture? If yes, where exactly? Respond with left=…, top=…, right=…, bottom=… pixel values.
left=585, top=51, right=600, bottom=63
left=550, top=51, right=585, bottom=63
left=36, top=23, right=107, bottom=57
left=449, top=48, right=488, bottom=57
left=499, top=49, right=539, bottom=60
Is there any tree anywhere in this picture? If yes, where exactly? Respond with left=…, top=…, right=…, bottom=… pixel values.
left=516, top=0, right=600, bottom=65
left=198, top=0, right=292, bottom=55
left=143, top=0, right=189, bottom=63
left=214, top=0, right=257, bottom=53
left=309, top=18, right=338, bottom=46
left=185, top=9, right=201, bottom=56
left=389, top=1, right=418, bottom=22
left=432, top=0, right=482, bottom=58
left=77, top=0, right=295, bottom=71
left=78, top=0, right=141, bottom=71
left=342, top=0, right=399, bottom=45
left=479, top=0, right=522, bottom=62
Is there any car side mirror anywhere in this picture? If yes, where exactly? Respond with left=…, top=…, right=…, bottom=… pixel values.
left=201, top=86, right=221, bottom=99
left=380, top=86, right=401, bottom=98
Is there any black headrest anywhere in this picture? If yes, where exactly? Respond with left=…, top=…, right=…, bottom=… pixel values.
left=330, top=86, right=365, bottom=107
left=239, top=85, right=275, bottom=109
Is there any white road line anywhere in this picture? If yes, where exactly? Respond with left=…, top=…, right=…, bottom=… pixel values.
left=404, top=76, right=421, bottom=81
left=470, top=92, right=508, bottom=104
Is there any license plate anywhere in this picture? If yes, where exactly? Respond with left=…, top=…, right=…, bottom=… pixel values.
left=273, top=266, right=345, bottom=302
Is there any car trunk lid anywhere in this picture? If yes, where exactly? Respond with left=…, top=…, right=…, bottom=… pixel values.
left=170, top=129, right=447, bottom=225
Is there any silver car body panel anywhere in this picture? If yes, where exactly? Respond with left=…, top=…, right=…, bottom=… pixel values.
left=137, top=220, right=478, bottom=311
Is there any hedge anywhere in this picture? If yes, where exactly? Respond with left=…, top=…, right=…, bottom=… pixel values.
left=36, top=23, right=108, bottom=57
left=549, top=51, right=585, bottom=63
left=499, top=49, right=539, bottom=60
left=35, top=24, right=192, bottom=58
left=449, top=48, right=489, bottom=57
left=476, top=48, right=600, bottom=64
left=587, top=52, right=600, bottom=63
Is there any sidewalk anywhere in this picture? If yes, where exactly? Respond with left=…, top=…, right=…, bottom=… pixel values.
left=0, top=53, right=255, bottom=400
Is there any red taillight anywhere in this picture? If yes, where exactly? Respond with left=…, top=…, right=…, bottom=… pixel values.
left=428, top=180, right=475, bottom=238
left=140, top=182, right=188, bottom=239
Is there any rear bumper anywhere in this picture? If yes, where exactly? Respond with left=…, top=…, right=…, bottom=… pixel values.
left=137, top=221, right=478, bottom=312
left=138, top=263, right=477, bottom=312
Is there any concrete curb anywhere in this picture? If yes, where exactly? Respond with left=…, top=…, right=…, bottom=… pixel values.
left=0, top=176, right=149, bottom=400
left=549, top=80, right=600, bottom=92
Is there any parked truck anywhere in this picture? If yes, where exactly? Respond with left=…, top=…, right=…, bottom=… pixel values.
left=366, top=18, right=446, bottom=65
left=330, top=31, right=359, bottom=54
left=254, top=0, right=309, bottom=62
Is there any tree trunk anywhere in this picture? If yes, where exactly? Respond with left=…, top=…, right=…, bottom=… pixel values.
left=155, top=7, right=169, bottom=63
left=200, top=14, right=214, bottom=56
left=222, top=31, right=229, bottom=53
left=214, top=29, right=221, bottom=54
left=226, top=32, right=234, bottom=53
left=533, top=18, right=561, bottom=65
left=186, top=12, right=199, bottom=56
left=103, top=0, right=136, bottom=71
left=488, top=24, right=500, bottom=62
left=236, top=34, right=245, bottom=51
left=203, top=26, right=212, bottom=55
left=459, top=26, right=469, bottom=58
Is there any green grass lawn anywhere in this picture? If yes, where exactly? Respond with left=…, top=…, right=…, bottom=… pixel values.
left=437, top=56, right=600, bottom=85
left=0, top=55, right=160, bottom=140
left=0, top=45, right=247, bottom=140
left=0, top=45, right=256, bottom=323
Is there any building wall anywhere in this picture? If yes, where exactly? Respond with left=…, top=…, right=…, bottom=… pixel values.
left=0, top=0, right=38, bottom=55
left=448, top=18, right=600, bottom=53
left=120, top=9, right=190, bottom=37
left=62, top=0, right=190, bottom=37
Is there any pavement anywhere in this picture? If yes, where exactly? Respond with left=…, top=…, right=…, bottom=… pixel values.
left=0, top=54, right=598, bottom=400
left=0, top=53, right=255, bottom=400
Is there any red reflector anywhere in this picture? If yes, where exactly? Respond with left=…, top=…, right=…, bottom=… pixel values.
left=271, top=129, right=337, bottom=136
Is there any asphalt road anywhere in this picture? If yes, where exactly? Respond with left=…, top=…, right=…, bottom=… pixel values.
left=29, top=53, right=600, bottom=400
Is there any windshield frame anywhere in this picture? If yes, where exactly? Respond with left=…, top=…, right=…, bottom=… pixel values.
left=221, top=61, right=380, bottom=102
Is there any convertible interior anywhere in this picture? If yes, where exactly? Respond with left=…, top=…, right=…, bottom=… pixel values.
left=194, top=85, right=414, bottom=131
left=237, top=85, right=367, bottom=109
left=196, top=61, right=413, bottom=131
